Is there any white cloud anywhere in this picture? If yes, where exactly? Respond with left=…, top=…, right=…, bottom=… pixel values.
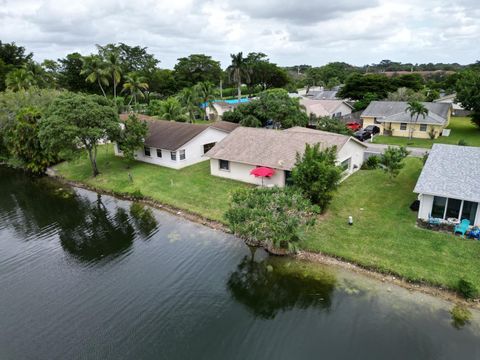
left=0, top=0, right=478, bottom=67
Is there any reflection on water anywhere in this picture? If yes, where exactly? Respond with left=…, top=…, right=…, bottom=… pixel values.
left=2, top=166, right=480, bottom=360
left=228, top=251, right=335, bottom=319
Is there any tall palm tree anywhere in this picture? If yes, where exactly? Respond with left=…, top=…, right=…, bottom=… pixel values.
left=227, top=52, right=250, bottom=102
left=81, top=55, right=109, bottom=97
left=104, top=50, right=122, bottom=100
left=122, top=72, right=149, bottom=106
left=405, top=101, right=429, bottom=139
left=177, top=87, right=201, bottom=123
left=194, top=81, right=217, bottom=120
left=5, top=68, right=35, bottom=91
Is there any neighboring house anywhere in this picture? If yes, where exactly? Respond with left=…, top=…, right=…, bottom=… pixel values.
left=115, top=114, right=239, bottom=169
left=300, top=98, right=353, bottom=120
left=205, top=98, right=250, bottom=120
left=414, top=144, right=480, bottom=226
left=434, top=93, right=470, bottom=116
left=299, top=86, right=340, bottom=99
left=361, top=101, right=451, bottom=139
left=206, top=126, right=367, bottom=187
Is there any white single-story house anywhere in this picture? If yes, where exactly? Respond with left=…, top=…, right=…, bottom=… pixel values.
left=361, top=101, right=452, bottom=139
left=115, top=114, right=239, bottom=169
left=206, top=126, right=367, bottom=187
left=414, top=144, right=480, bottom=226
left=300, top=98, right=353, bottom=119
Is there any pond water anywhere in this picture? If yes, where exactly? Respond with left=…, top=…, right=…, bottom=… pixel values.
left=1, top=167, right=480, bottom=360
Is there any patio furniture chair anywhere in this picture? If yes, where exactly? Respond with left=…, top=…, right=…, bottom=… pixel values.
left=454, top=219, right=470, bottom=237
left=428, top=215, right=441, bottom=225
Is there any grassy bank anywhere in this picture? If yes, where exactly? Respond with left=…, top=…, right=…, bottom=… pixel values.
left=301, top=158, right=480, bottom=290
left=372, top=117, right=480, bottom=148
left=56, top=148, right=480, bottom=291
left=54, top=145, right=247, bottom=222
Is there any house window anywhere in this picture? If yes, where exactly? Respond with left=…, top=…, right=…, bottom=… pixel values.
left=445, top=198, right=462, bottom=219
left=170, top=151, right=176, bottom=161
left=431, top=196, right=447, bottom=218
left=219, top=159, right=230, bottom=171
left=420, top=124, right=428, bottom=132
left=203, top=142, right=216, bottom=154
left=462, top=201, right=478, bottom=224
left=144, top=146, right=151, bottom=157
left=400, top=123, right=407, bottom=131
left=340, top=158, right=351, bottom=172
left=156, top=149, right=162, bottom=158
left=179, top=149, right=186, bottom=160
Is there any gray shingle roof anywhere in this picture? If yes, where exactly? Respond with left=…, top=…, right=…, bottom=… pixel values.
left=206, top=126, right=365, bottom=171
left=361, top=101, right=451, bottom=125
left=413, top=144, right=480, bottom=202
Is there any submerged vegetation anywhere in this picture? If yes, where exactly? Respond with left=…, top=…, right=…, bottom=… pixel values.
left=450, top=305, right=472, bottom=329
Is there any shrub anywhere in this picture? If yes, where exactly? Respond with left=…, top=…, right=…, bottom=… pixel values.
left=239, top=115, right=262, bottom=127
left=457, top=279, right=478, bottom=299
left=380, top=146, right=410, bottom=180
left=428, top=128, right=437, bottom=139
left=362, top=155, right=380, bottom=170
left=458, top=139, right=468, bottom=146
left=291, top=144, right=342, bottom=212
left=225, top=187, right=319, bottom=253
left=450, top=305, right=472, bottom=329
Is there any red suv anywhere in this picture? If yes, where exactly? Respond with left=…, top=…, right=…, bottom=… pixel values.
left=346, top=122, right=361, bottom=131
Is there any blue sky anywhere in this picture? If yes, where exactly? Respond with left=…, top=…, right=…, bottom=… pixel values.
left=0, top=0, right=478, bottom=68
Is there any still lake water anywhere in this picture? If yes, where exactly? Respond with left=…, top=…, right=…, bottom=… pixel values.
left=1, top=167, right=480, bottom=360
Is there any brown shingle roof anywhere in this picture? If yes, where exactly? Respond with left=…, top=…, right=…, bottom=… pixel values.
left=119, top=114, right=239, bottom=151
left=206, top=126, right=365, bottom=171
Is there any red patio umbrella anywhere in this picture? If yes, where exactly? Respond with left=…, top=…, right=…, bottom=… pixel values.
left=250, top=167, right=275, bottom=186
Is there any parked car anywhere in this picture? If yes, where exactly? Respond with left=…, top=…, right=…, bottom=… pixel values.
left=364, top=125, right=380, bottom=135
left=354, top=130, right=372, bottom=142
left=346, top=122, right=362, bottom=132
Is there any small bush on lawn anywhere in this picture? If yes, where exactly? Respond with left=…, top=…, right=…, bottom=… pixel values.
left=457, top=279, right=478, bottom=299
left=225, top=187, right=319, bottom=254
left=362, top=155, right=380, bottom=170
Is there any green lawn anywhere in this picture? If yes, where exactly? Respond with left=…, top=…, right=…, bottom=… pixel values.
left=301, top=158, right=480, bottom=290
left=372, top=117, right=480, bottom=148
left=54, top=145, right=247, bottom=222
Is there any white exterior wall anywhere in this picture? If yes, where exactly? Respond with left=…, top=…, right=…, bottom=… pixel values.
left=210, top=159, right=286, bottom=187
left=333, top=102, right=353, bottom=117
left=417, top=193, right=480, bottom=226
left=114, top=128, right=229, bottom=170
left=336, top=140, right=366, bottom=175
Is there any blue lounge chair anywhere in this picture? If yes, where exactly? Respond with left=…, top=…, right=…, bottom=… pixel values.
left=454, top=219, right=470, bottom=236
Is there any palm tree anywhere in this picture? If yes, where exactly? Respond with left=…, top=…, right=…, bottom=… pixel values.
left=227, top=52, right=250, bottom=102
left=194, top=82, right=217, bottom=120
left=81, top=55, right=109, bottom=97
left=103, top=50, right=122, bottom=100
left=405, top=101, right=429, bottom=139
left=177, top=87, right=201, bottom=123
left=5, top=68, right=35, bottom=91
left=158, top=97, right=187, bottom=122
left=122, top=72, right=149, bottom=106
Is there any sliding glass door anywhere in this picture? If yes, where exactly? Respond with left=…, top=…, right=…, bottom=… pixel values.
left=431, top=196, right=478, bottom=224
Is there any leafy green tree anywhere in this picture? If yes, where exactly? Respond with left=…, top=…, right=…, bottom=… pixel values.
left=456, top=70, right=480, bottom=128
left=148, top=68, right=178, bottom=97
left=97, top=43, right=159, bottom=75
left=338, top=73, right=394, bottom=100
left=194, top=81, right=216, bottom=120
left=4, top=107, right=55, bottom=174
left=81, top=55, right=109, bottom=97
left=245, top=52, right=290, bottom=91
left=228, top=52, right=251, bottom=101
left=291, top=144, right=342, bottom=212
left=353, top=92, right=380, bottom=111
left=0, top=41, right=33, bottom=91
left=379, top=146, right=409, bottom=180
left=148, top=97, right=187, bottom=122
left=57, top=53, right=97, bottom=93
left=391, top=73, right=424, bottom=91
left=387, top=87, right=426, bottom=102
left=221, top=109, right=244, bottom=123
left=239, top=114, right=261, bottom=127
left=116, top=114, right=148, bottom=162
left=39, top=93, right=119, bottom=176
left=225, top=187, right=318, bottom=253
left=315, top=116, right=353, bottom=135
left=405, top=101, right=428, bottom=139
left=5, top=68, right=35, bottom=91
left=122, top=72, right=149, bottom=105
left=173, top=54, right=222, bottom=89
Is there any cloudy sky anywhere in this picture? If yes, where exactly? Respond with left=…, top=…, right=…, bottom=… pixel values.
left=1, top=0, right=479, bottom=68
